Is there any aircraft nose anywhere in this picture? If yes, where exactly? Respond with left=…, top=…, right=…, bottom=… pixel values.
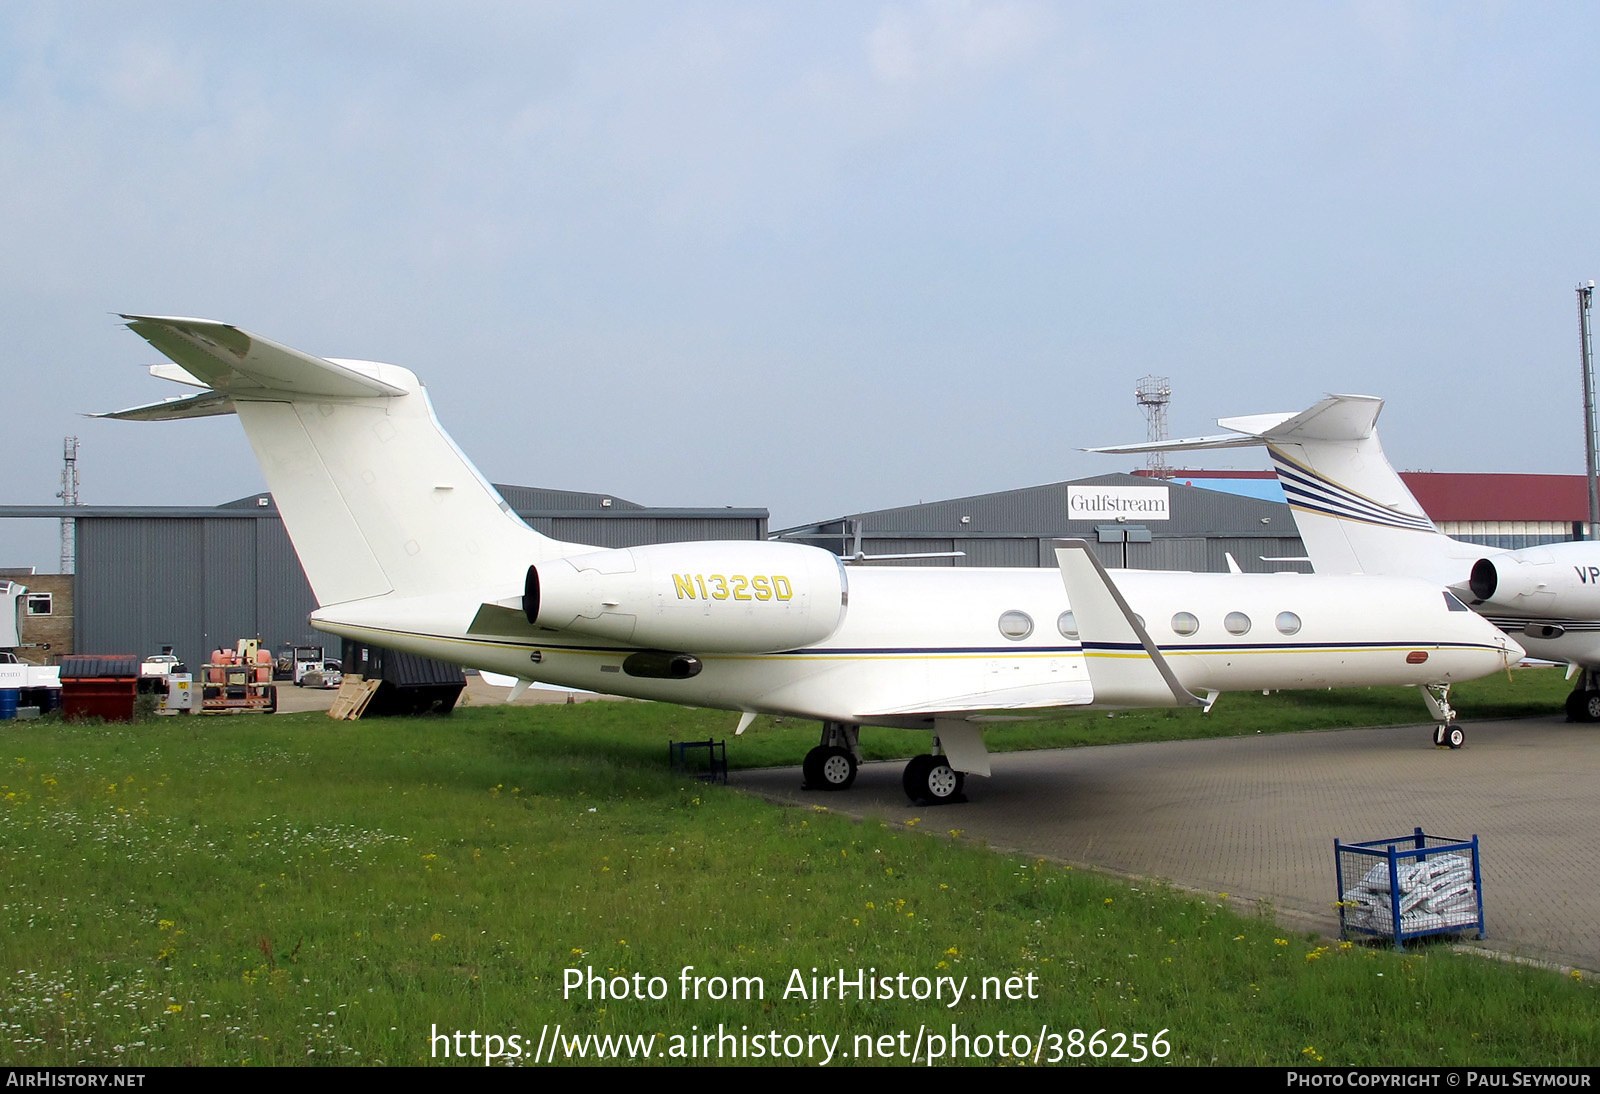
left=1497, top=630, right=1526, bottom=666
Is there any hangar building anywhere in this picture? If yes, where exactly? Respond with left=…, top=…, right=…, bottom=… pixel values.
left=772, top=473, right=1306, bottom=572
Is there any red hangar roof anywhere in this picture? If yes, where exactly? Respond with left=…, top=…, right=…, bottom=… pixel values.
left=1397, top=473, right=1590, bottom=523
left=1132, top=467, right=1591, bottom=523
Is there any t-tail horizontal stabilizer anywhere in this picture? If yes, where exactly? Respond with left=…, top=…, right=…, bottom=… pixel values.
left=1052, top=539, right=1204, bottom=709
left=1086, top=394, right=1475, bottom=581
left=95, top=390, right=237, bottom=422
left=1085, top=393, right=1386, bottom=456
left=119, top=315, right=409, bottom=399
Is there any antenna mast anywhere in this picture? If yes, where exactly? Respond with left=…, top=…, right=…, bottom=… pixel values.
left=1580, top=283, right=1598, bottom=539
left=56, top=436, right=79, bottom=573
left=1134, top=375, right=1172, bottom=479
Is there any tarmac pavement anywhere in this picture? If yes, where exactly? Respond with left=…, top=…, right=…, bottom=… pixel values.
left=731, top=717, right=1600, bottom=973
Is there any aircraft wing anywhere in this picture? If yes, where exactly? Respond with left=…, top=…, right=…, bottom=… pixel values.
left=854, top=679, right=1094, bottom=718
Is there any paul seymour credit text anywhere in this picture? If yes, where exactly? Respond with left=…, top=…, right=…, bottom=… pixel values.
left=428, top=964, right=1172, bottom=1065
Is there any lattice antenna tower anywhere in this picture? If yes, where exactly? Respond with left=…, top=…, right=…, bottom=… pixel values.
left=1134, top=375, right=1172, bottom=478
left=56, top=436, right=79, bottom=574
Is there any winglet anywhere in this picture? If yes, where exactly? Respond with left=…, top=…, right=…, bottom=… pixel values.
left=1053, top=539, right=1203, bottom=709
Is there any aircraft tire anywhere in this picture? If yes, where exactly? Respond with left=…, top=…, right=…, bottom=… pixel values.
left=802, top=746, right=826, bottom=789
left=1584, top=691, right=1600, bottom=724
left=1565, top=691, right=1584, bottom=722
left=1432, top=724, right=1448, bottom=747
left=1445, top=725, right=1464, bottom=749
left=804, top=746, right=857, bottom=791
left=902, top=754, right=964, bottom=806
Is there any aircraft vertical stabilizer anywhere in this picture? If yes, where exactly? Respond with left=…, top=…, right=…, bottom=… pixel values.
left=99, top=316, right=579, bottom=606
left=1090, top=394, right=1480, bottom=581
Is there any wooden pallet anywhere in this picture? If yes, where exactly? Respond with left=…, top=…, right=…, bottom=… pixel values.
left=327, top=675, right=383, bottom=720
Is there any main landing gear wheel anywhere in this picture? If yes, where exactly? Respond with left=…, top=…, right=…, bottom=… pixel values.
left=1445, top=724, right=1464, bottom=750
left=1432, top=724, right=1448, bottom=747
left=1561, top=689, right=1600, bottom=722
left=803, top=745, right=857, bottom=791
left=1584, top=691, right=1600, bottom=724
left=902, top=754, right=965, bottom=806
left=1565, top=680, right=1600, bottom=722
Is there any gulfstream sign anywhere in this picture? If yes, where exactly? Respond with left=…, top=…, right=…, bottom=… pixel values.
left=1067, top=486, right=1171, bottom=521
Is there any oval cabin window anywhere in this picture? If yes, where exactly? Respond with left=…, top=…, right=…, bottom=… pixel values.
left=1224, top=611, right=1251, bottom=635
left=998, top=611, right=1034, bottom=640
left=1058, top=611, right=1078, bottom=639
left=1171, top=612, right=1199, bottom=636
left=1276, top=611, right=1302, bottom=635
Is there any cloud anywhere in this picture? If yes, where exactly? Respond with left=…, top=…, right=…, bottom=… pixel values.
left=867, top=0, right=1050, bottom=85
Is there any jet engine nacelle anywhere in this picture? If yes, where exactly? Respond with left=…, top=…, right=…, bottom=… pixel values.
left=1467, top=546, right=1600, bottom=616
left=525, top=541, right=848, bottom=653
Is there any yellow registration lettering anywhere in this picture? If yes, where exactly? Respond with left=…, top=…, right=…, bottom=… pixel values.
left=709, top=575, right=730, bottom=600
left=730, top=576, right=751, bottom=600
left=773, top=575, right=793, bottom=601
left=751, top=576, right=773, bottom=601
left=673, top=574, right=696, bottom=599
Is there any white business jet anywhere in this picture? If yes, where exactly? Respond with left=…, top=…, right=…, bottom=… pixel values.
left=1094, top=393, right=1600, bottom=733
left=101, top=318, right=1521, bottom=800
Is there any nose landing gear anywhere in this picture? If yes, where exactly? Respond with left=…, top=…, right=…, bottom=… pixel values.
left=1424, top=684, right=1464, bottom=749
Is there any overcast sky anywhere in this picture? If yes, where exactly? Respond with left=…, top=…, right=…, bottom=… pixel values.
left=3, top=1, right=1597, bottom=569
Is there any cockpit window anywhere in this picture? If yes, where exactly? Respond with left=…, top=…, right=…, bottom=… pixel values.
left=1443, top=591, right=1471, bottom=612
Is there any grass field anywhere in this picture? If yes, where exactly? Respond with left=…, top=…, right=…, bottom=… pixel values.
left=1, top=669, right=1594, bottom=1067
